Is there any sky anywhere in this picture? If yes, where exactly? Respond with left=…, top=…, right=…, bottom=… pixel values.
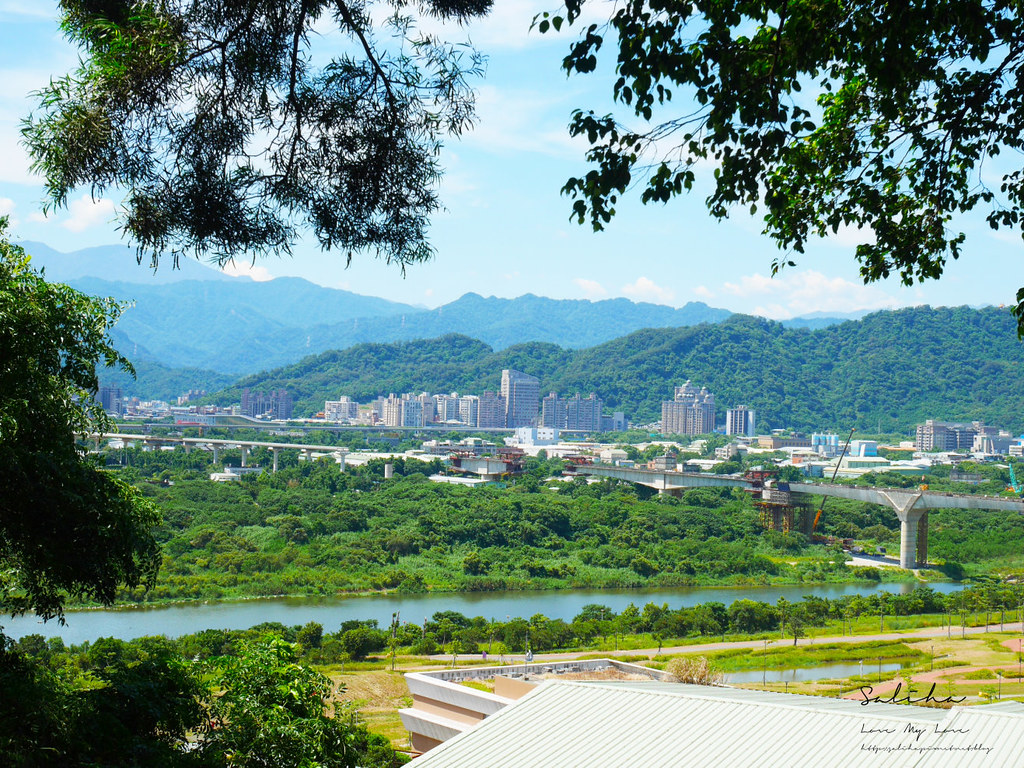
left=1, top=1, right=1021, bottom=319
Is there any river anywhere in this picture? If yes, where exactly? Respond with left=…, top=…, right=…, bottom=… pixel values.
left=1, top=581, right=963, bottom=644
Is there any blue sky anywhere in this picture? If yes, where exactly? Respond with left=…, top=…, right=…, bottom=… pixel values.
left=1, top=1, right=1021, bottom=318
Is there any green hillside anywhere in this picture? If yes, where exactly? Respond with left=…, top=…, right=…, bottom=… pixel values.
left=212, top=306, right=1024, bottom=433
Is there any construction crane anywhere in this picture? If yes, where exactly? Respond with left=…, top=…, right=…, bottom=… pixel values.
left=812, top=427, right=856, bottom=534
left=1009, top=463, right=1023, bottom=495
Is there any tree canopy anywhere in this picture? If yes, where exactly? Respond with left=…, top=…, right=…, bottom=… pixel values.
left=538, top=0, right=1024, bottom=333
left=0, top=225, right=161, bottom=620
left=24, top=0, right=490, bottom=270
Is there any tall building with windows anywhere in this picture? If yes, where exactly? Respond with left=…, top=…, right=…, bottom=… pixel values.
left=458, top=395, right=480, bottom=427
left=725, top=405, right=756, bottom=437
left=98, top=384, right=123, bottom=416
left=661, top=380, right=715, bottom=435
left=325, top=396, right=359, bottom=422
left=500, top=369, right=540, bottom=428
left=915, top=420, right=985, bottom=451
left=542, top=392, right=603, bottom=431
left=477, top=391, right=507, bottom=429
left=241, top=388, right=292, bottom=419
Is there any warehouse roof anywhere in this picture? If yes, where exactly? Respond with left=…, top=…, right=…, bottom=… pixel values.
left=409, top=681, right=1024, bottom=767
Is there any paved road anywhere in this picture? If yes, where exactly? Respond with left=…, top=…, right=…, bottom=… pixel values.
left=439, top=620, right=1024, bottom=667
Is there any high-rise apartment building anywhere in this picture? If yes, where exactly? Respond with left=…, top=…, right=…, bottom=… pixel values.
left=915, top=420, right=985, bottom=451
left=458, top=395, right=480, bottom=427
left=500, top=369, right=539, bottom=428
left=477, top=391, right=507, bottom=429
left=98, top=384, right=123, bottom=416
left=725, top=405, right=756, bottom=437
left=325, top=396, right=359, bottom=422
left=241, top=388, right=292, bottom=419
left=661, top=380, right=715, bottom=435
left=542, top=392, right=603, bottom=431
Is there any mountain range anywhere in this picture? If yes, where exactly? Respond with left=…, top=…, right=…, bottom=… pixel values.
left=21, top=241, right=872, bottom=391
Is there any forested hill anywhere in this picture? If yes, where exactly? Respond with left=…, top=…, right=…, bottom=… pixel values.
left=214, top=305, right=1024, bottom=433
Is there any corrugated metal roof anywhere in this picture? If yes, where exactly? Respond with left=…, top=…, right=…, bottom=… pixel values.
left=409, top=681, right=1024, bottom=768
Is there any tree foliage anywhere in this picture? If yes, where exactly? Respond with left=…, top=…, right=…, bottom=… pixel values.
left=24, top=0, right=490, bottom=269
left=540, top=0, right=1024, bottom=333
left=0, top=227, right=161, bottom=620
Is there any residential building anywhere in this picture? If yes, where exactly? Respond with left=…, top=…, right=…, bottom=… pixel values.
left=324, top=396, right=359, bottom=422
left=98, top=384, right=123, bottom=416
left=661, top=380, right=715, bottom=435
left=725, top=405, right=755, bottom=436
left=241, top=388, right=292, bottom=419
left=500, top=369, right=540, bottom=428
left=915, top=420, right=983, bottom=451
left=542, top=392, right=603, bottom=431
left=478, top=390, right=507, bottom=429
left=382, top=393, right=428, bottom=427
left=458, top=395, right=480, bottom=428
left=435, top=394, right=463, bottom=424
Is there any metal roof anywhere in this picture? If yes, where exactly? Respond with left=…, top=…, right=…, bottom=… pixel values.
left=409, top=681, right=1024, bottom=768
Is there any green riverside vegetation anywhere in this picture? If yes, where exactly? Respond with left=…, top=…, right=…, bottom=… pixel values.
left=102, top=449, right=1024, bottom=605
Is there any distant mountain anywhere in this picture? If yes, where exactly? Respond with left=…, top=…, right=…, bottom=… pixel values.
left=249, top=293, right=733, bottom=369
left=99, top=359, right=236, bottom=403
left=781, top=309, right=873, bottom=330
left=65, top=277, right=420, bottom=375
left=216, top=306, right=1024, bottom=434
left=19, top=241, right=233, bottom=284
left=50, top=266, right=734, bottom=376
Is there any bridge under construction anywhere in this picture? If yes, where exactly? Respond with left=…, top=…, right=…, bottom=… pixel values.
left=571, top=464, right=1024, bottom=569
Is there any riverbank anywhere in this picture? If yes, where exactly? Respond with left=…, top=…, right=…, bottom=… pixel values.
left=4, top=580, right=965, bottom=644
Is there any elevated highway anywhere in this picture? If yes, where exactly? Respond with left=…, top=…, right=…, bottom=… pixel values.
left=87, top=432, right=350, bottom=473
left=576, top=464, right=1024, bottom=569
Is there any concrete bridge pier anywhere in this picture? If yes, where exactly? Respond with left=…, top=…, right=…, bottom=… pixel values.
left=916, top=512, right=929, bottom=567
left=882, top=491, right=927, bottom=569
left=658, top=487, right=683, bottom=498
left=240, top=446, right=248, bottom=467
left=272, top=448, right=280, bottom=473
left=212, top=446, right=220, bottom=464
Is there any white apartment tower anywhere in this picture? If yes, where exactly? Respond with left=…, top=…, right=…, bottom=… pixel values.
left=661, top=380, right=716, bottom=436
left=500, top=369, right=540, bottom=428
left=725, top=405, right=756, bottom=437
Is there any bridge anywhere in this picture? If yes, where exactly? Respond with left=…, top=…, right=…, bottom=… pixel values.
left=574, top=464, right=1024, bottom=569
left=87, top=433, right=351, bottom=473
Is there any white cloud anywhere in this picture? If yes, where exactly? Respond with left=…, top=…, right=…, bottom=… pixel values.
left=0, top=197, right=16, bottom=227
left=462, top=85, right=584, bottom=158
left=61, top=195, right=116, bottom=232
left=574, top=277, right=608, bottom=299
left=818, top=222, right=877, bottom=248
left=693, top=285, right=713, bottom=299
left=221, top=260, right=275, bottom=282
left=722, top=270, right=899, bottom=318
left=0, top=3, right=56, bottom=19
left=622, top=276, right=675, bottom=304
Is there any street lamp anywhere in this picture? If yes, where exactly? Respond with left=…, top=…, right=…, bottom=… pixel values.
left=763, top=640, right=768, bottom=689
